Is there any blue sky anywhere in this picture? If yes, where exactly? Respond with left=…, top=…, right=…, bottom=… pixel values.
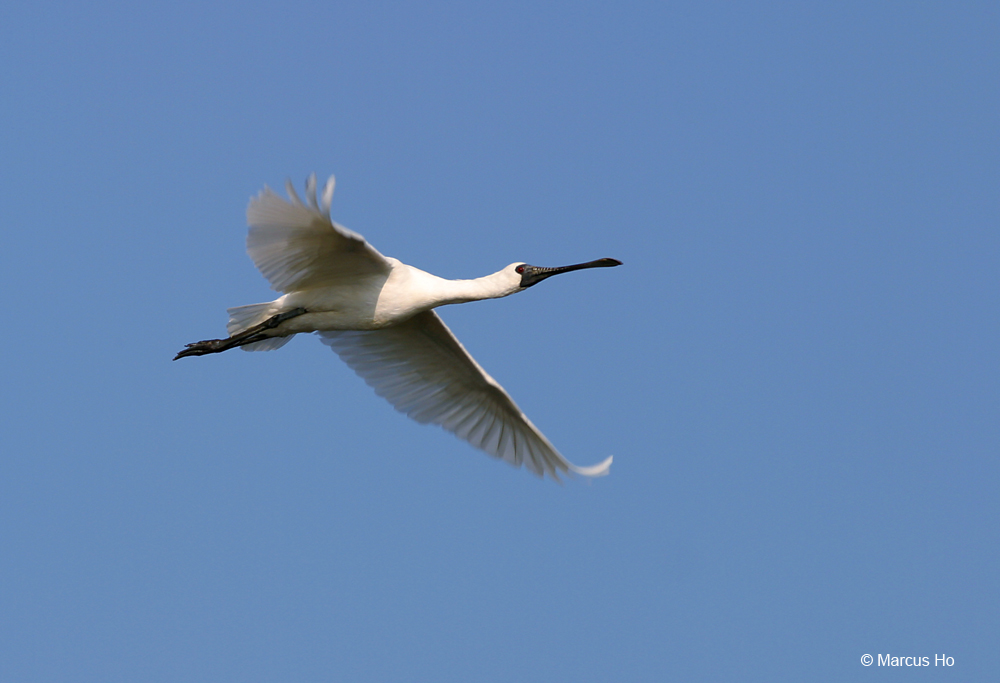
left=2, top=1, right=997, bottom=680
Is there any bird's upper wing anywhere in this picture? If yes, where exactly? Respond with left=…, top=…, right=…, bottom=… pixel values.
left=246, top=174, right=391, bottom=293
left=318, top=310, right=612, bottom=480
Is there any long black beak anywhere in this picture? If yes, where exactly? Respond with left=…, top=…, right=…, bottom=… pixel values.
left=518, top=258, right=622, bottom=288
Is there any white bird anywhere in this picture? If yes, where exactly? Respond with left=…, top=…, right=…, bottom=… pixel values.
left=176, top=175, right=621, bottom=480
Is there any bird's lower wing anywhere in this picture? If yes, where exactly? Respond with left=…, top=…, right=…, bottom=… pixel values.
left=317, top=310, right=612, bottom=480
left=246, top=174, right=391, bottom=293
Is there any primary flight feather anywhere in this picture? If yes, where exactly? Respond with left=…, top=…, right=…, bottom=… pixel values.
left=175, top=174, right=621, bottom=480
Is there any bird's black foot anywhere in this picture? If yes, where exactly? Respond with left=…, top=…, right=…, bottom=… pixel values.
left=173, top=307, right=307, bottom=360
left=173, top=338, right=232, bottom=360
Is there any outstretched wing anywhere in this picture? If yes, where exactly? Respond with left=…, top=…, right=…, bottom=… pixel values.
left=318, top=310, right=613, bottom=480
left=246, top=174, right=391, bottom=293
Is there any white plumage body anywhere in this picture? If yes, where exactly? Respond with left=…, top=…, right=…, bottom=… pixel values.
left=243, top=259, right=523, bottom=336
left=182, top=174, right=617, bottom=480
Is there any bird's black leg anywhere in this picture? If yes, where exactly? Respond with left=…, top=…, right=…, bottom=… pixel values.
left=173, top=307, right=307, bottom=360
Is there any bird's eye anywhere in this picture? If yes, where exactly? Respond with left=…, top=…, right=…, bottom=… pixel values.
left=515, top=265, right=525, bottom=274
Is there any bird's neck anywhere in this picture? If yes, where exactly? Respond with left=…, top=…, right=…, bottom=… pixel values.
left=378, top=263, right=521, bottom=324
left=432, top=270, right=519, bottom=306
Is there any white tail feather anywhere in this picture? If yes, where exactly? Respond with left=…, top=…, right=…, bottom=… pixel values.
left=227, top=302, right=276, bottom=336
left=241, top=336, right=295, bottom=352
left=227, top=303, right=295, bottom=352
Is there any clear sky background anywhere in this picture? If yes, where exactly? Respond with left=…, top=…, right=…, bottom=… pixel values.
left=2, top=2, right=997, bottom=681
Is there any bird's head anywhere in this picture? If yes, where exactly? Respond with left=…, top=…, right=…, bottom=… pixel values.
left=510, top=258, right=623, bottom=289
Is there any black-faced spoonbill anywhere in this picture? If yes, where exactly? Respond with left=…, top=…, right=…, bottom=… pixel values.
left=175, top=175, right=621, bottom=479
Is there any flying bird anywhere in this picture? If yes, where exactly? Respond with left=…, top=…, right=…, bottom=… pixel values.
left=175, top=175, right=621, bottom=479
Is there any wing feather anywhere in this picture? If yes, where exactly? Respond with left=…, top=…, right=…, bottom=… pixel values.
left=318, top=310, right=612, bottom=480
left=246, top=174, right=391, bottom=293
